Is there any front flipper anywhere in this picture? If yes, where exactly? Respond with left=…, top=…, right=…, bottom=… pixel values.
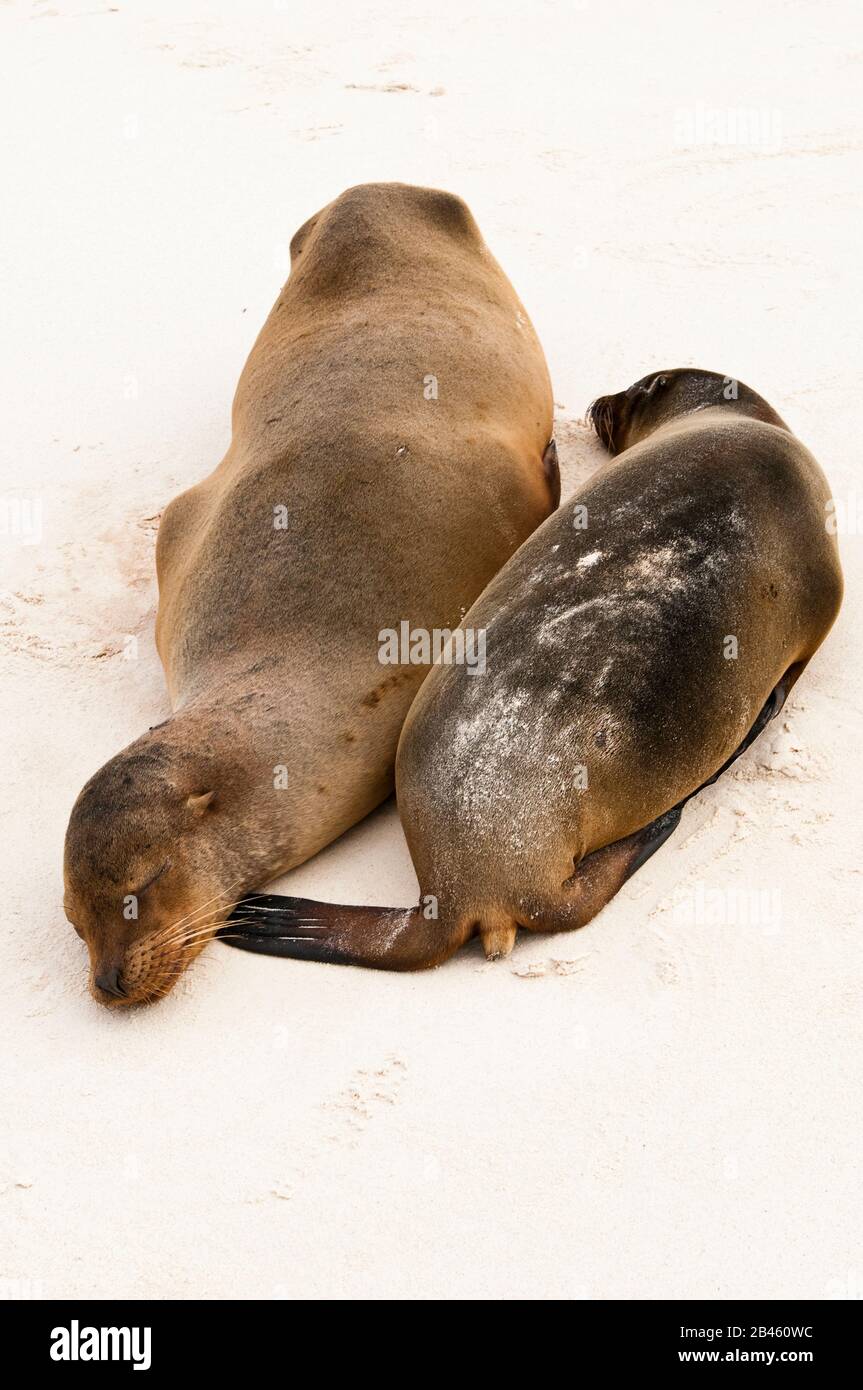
left=685, top=660, right=804, bottom=801
left=219, top=897, right=374, bottom=966
left=220, top=897, right=471, bottom=970
left=621, top=805, right=684, bottom=883
left=616, top=663, right=806, bottom=886
left=565, top=664, right=807, bottom=903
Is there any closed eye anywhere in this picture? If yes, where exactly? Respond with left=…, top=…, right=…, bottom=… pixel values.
left=135, top=860, right=172, bottom=895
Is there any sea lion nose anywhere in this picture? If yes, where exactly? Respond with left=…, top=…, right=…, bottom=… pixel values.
left=94, top=965, right=126, bottom=998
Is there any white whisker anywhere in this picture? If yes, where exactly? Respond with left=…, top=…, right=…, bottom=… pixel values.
left=146, top=878, right=244, bottom=949
left=151, top=876, right=244, bottom=942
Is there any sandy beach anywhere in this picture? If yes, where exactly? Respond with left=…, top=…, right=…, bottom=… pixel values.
left=1, top=0, right=861, bottom=1299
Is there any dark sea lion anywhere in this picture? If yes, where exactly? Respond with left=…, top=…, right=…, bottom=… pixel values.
left=63, top=182, right=555, bottom=1005
left=224, top=368, right=843, bottom=969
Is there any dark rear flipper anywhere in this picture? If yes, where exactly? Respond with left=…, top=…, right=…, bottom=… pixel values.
left=221, top=663, right=805, bottom=966
left=220, top=897, right=471, bottom=970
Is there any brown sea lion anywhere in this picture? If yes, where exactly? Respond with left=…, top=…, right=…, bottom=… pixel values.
left=224, top=368, right=842, bottom=969
left=62, top=182, right=556, bottom=1005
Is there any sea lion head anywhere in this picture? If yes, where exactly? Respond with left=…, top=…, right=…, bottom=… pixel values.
left=63, top=730, right=236, bottom=1008
left=588, top=368, right=775, bottom=455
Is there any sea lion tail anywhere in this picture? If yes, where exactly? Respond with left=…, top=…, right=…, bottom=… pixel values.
left=220, top=894, right=471, bottom=971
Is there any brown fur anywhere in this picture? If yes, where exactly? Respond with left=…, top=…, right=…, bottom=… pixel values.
left=63, top=183, right=555, bottom=1005
left=224, top=369, right=843, bottom=971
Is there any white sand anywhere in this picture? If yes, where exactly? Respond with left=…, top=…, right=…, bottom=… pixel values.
left=1, top=0, right=861, bottom=1300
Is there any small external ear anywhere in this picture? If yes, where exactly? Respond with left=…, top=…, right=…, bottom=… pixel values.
left=187, top=790, right=216, bottom=816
